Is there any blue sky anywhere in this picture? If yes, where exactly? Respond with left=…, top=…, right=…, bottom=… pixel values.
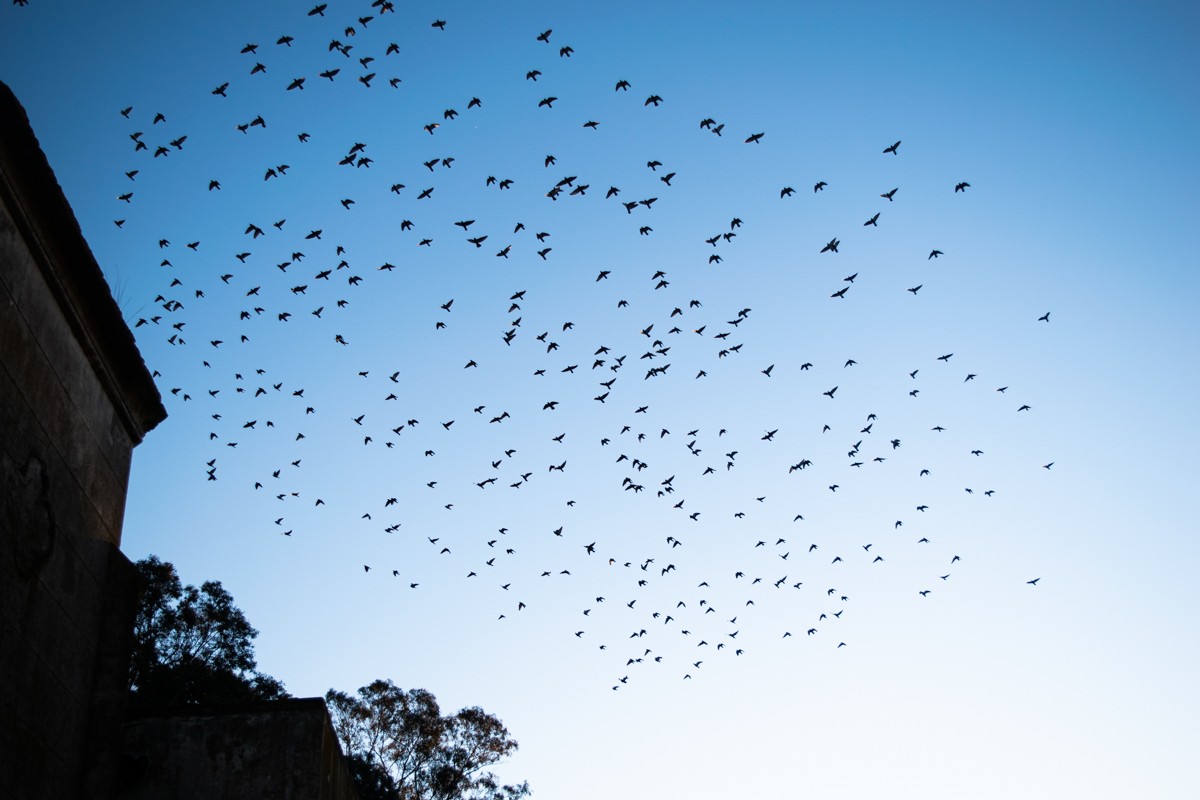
left=3, top=1, right=1198, bottom=797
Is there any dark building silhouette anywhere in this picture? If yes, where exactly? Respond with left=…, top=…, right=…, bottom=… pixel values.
left=0, top=79, right=166, bottom=799
left=120, top=699, right=361, bottom=800
left=0, top=81, right=359, bottom=800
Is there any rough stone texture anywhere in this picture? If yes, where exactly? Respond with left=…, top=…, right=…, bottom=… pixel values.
left=119, top=699, right=361, bottom=800
left=0, top=80, right=166, bottom=799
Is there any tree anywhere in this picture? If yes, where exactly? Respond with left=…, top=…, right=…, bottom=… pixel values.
left=128, top=555, right=287, bottom=710
left=326, top=679, right=530, bottom=800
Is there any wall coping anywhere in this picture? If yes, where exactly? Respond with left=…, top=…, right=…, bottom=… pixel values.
left=0, top=81, right=165, bottom=443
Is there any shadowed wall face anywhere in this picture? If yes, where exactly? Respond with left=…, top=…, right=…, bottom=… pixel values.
left=0, top=82, right=164, bottom=799
left=118, top=700, right=361, bottom=800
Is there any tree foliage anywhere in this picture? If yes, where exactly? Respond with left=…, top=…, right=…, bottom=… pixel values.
left=128, top=555, right=287, bottom=709
left=127, top=559, right=526, bottom=799
left=326, top=680, right=530, bottom=800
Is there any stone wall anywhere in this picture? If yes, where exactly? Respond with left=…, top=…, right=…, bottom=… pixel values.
left=0, top=81, right=166, bottom=798
left=119, top=699, right=362, bottom=800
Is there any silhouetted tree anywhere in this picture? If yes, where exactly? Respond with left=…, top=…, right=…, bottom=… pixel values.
left=326, top=680, right=530, bottom=800
left=128, top=555, right=287, bottom=710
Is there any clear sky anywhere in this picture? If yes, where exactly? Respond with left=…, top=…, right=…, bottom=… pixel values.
left=3, top=1, right=1198, bottom=797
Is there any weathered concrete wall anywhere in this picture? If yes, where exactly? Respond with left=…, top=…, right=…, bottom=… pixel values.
left=119, top=699, right=362, bottom=800
left=0, top=81, right=165, bottom=799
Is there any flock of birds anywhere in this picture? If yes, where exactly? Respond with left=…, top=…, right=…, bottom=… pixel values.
left=46, top=1, right=1056, bottom=688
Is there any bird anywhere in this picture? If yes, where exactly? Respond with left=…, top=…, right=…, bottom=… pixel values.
left=883, top=140, right=901, bottom=154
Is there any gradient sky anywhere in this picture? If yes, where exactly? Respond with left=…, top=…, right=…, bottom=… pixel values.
left=3, top=1, right=1198, bottom=797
